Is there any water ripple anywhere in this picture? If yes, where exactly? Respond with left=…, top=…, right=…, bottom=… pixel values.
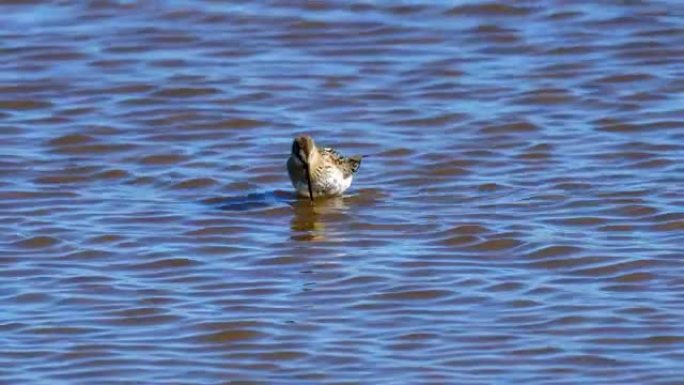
left=1, top=1, right=683, bottom=384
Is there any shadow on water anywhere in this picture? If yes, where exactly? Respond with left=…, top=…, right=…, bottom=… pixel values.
left=203, top=190, right=296, bottom=211
left=205, top=188, right=383, bottom=241
left=204, top=190, right=364, bottom=242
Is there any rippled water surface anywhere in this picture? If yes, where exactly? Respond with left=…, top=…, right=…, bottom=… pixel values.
left=2, top=1, right=684, bottom=384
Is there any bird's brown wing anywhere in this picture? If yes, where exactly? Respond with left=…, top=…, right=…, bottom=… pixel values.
left=321, top=148, right=362, bottom=178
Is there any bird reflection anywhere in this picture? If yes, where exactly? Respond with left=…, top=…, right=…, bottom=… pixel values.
left=290, top=196, right=348, bottom=242
left=205, top=190, right=353, bottom=242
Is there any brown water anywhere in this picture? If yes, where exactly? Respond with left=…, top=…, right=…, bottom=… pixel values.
left=1, top=1, right=684, bottom=384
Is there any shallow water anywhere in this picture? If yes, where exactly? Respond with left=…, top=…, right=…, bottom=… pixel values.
left=1, top=1, right=684, bottom=384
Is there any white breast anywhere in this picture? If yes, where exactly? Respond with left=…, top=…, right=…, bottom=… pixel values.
left=295, top=167, right=352, bottom=198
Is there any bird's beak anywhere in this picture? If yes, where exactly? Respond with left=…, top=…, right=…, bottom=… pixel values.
left=306, top=165, right=314, bottom=201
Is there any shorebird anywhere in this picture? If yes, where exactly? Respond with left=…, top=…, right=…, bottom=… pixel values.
left=287, top=135, right=362, bottom=200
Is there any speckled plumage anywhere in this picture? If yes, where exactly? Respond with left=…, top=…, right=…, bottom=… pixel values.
left=287, top=135, right=362, bottom=199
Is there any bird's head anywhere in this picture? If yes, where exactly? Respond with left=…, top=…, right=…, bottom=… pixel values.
left=292, top=135, right=316, bottom=165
